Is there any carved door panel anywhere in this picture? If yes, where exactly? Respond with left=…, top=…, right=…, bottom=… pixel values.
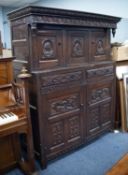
left=31, top=29, right=63, bottom=70
left=90, top=29, right=110, bottom=62
left=42, top=86, right=84, bottom=160
left=100, top=100, right=112, bottom=128
left=67, top=30, right=89, bottom=64
left=87, top=104, right=100, bottom=137
left=87, top=80, right=114, bottom=139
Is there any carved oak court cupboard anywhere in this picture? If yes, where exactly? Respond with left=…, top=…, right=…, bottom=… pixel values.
left=8, top=6, right=121, bottom=167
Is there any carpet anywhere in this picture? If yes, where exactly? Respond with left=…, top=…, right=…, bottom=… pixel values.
left=5, top=132, right=128, bottom=175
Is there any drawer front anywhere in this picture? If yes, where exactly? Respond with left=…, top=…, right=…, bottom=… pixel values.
left=40, top=70, right=84, bottom=94
left=87, top=65, right=114, bottom=81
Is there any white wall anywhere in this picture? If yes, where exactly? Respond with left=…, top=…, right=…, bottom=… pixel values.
left=34, top=0, right=128, bottom=18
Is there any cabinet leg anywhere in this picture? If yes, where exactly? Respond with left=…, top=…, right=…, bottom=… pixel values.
left=41, top=158, right=47, bottom=169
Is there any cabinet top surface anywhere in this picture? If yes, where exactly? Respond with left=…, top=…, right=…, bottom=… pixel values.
left=8, top=5, right=121, bottom=28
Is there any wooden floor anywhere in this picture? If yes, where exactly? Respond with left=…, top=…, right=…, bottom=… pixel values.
left=106, top=154, right=128, bottom=175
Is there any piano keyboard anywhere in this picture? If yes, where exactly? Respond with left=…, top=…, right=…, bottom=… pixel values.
left=0, top=112, right=18, bottom=125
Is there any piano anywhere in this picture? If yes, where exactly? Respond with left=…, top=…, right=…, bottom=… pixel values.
left=0, top=112, right=18, bottom=125
left=0, top=58, right=35, bottom=174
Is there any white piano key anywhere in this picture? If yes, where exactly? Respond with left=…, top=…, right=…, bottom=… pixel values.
left=0, top=112, right=18, bottom=125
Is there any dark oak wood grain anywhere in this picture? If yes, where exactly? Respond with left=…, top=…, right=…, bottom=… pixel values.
left=8, top=6, right=121, bottom=168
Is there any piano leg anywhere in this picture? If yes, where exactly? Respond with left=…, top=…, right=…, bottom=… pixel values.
left=18, top=131, right=36, bottom=175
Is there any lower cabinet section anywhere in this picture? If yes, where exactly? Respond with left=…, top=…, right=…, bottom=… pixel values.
left=87, top=100, right=112, bottom=140
left=41, top=86, right=84, bottom=160
left=86, top=79, right=115, bottom=140
left=30, top=63, right=115, bottom=167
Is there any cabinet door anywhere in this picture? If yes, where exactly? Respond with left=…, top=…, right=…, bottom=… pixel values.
left=67, top=30, right=89, bottom=64
left=87, top=80, right=114, bottom=140
left=41, top=86, right=84, bottom=160
left=90, top=29, right=110, bottom=62
left=31, top=29, right=63, bottom=70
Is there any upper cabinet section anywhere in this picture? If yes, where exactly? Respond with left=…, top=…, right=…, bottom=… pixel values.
left=8, top=6, right=121, bottom=71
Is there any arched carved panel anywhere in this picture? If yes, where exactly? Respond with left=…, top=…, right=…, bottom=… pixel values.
left=101, top=102, right=111, bottom=125
left=68, top=31, right=89, bottom=64
left=90, top=30, right=109, bottom=61
left=96, top=39, right=105, bottom=55
left=88, top=106, right=100, bottom=132
left=49, top=121, right=64, bottom=147
left=41, top=38, right=56, bottom=59
left=72, top=37, right=84, bottom=57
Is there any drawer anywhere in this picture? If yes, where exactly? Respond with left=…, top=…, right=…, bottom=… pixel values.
left=39, top=70, right=84, bottom=94
left=86, top=65, right=114, bottom=80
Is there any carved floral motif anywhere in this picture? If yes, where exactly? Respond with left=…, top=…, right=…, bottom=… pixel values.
left=89, top=87, right=110, bottom=105
left=9, top=6, right=120, bottom=29
left=41, top=71, right=82, bottom=87
left=50, top=94, right=79, bottom=116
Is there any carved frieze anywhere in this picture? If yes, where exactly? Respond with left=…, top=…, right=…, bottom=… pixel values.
left=87, top=66, right=114, bottom=78
left=42, top=83, right=80, bottom=94
left=50, top=94, right=79, bottom=116
left=41, top=71, right=82, bottom=87
left=41, top=71, right=82, bottom=94
left=8, top=6, right=121, bottom=29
